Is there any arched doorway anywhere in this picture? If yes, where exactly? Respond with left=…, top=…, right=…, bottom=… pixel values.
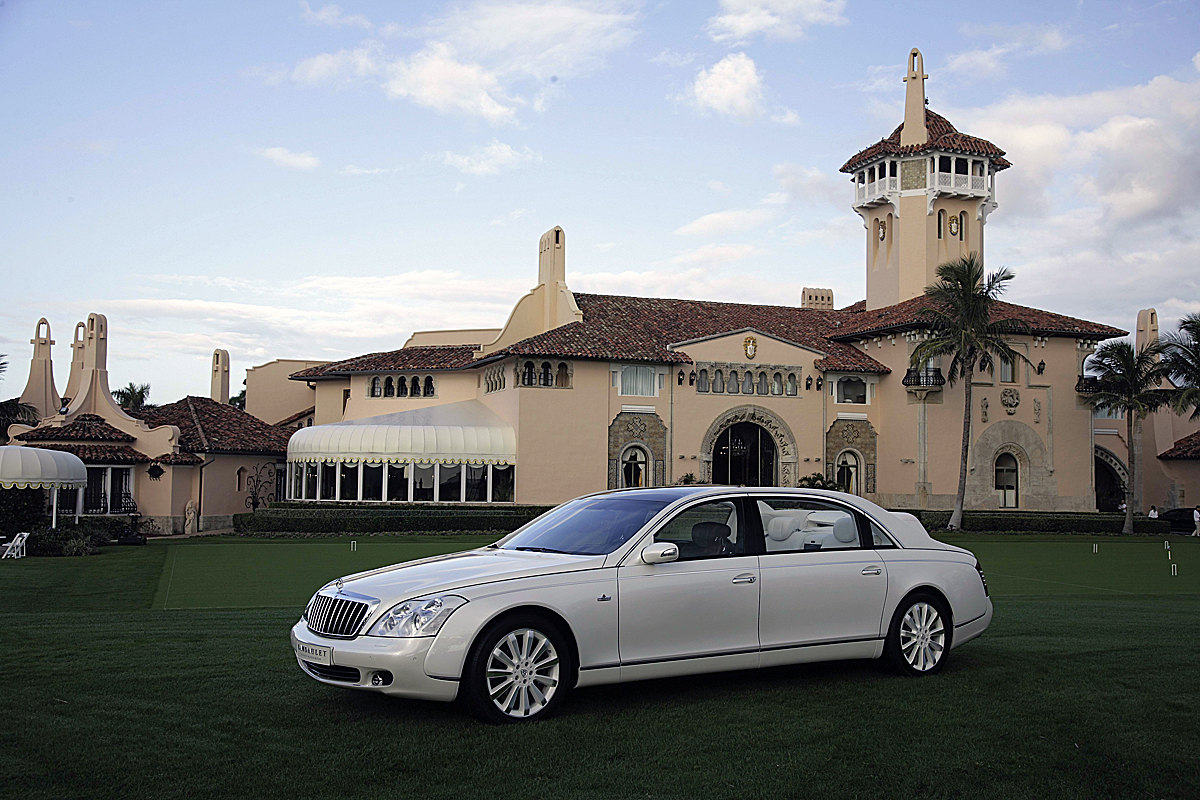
left=1094, top=457, right=1125, bottom=512
left=621, top=446, right=649, bottom=488
left=712, top=422, right=777, bottom=486
left=835, top=451, right=860, bottom=494
left=995, top=453, right=1018, bottom=508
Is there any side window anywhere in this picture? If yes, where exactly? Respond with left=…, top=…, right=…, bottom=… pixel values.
left=756, top=498, right=861, bottom=553
left=869, top=521, right=897, bottom=549
left=654, top=500, right=743, bottom=561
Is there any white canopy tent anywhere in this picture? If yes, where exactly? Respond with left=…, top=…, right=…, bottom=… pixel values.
left=0, top=445, right=87, bottom=529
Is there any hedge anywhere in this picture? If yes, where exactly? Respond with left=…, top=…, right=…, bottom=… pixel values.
left=0, top=488, right=47, bottom=536
left=896, top=509, right=1171, bottom=535
left=233, top=503, right=556, bottom=535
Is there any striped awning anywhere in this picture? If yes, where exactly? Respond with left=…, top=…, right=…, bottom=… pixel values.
left=0, top=445, right=88, bottom=489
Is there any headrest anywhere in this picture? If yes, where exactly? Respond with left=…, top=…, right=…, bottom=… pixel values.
left=833, top=515, right=859, bottom=544
left=767, top=515, right=806, bottom=541
left=692, top=521, right=731, bottom=546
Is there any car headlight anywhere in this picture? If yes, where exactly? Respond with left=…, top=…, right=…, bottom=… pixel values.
left=366, top=594, right=467, bottom=638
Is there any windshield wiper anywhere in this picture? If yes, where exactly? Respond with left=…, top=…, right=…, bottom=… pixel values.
left=512, top=546, right=574, bottom=554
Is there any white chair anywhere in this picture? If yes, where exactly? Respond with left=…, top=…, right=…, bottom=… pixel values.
left=2, top=531, right=30, bottom=559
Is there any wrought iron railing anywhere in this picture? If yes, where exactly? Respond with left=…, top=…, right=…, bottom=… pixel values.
left=110, top=491, right=138, bottom=514
left=83, top=490, right=108, bottom=515
left=902, top=368, right=946, bottom=388
left=1075, top=376, right=1102, bottom=394
left=57, top=488, right=79, bottom=513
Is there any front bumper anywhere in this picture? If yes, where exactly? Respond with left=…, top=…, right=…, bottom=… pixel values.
left=951, top=598, right=993, bottom=649
left=290, top=621, right=459, bottom=702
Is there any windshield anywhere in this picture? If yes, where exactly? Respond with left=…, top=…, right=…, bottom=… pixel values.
left=500, top=495, right=674, bottom=555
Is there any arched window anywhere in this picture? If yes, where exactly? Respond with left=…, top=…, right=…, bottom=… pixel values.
left=621, top=446, right=649, bottom=488
left=959, top=211, right=967, bottom=242
left=772, top=373, right=784, bottom=396
left=369, top=376, right=381, bottom=397
left=397, top=377, right=408, bottom=397
left=697, top=369, right=709, bottom=392
left=836, top=451, right=860, bottom=495
left=757, top=372, right=768, bottom=395
left=423, top=376, right=435, bottom=396
left=995, top=453, right=1018, bottom=508
left=383, top=377, right=394, bottom=397
left=837, top=377, right=867, bottom=404
left=786, top=373, right=798, bottom=396
left=713, top=370, right=725, bottom=393
left=937, top=209, right=944, bottom=240
left=743, top=371, right=755, bottom=394
left=410, top=376, right=420, bottom=397
left=728, top=370, right=740, bottom=394
left=522, top=361, right=535, bottom=386
left=555, top=363, right=569, bottom=388
left=539, top=362, right=553, bottom=387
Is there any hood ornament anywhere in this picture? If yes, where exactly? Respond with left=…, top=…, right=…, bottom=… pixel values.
left=335, top=578, right=344, bottom=592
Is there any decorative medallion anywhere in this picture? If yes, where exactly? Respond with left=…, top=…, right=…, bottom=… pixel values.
left=841, top=425, right=860, bottom=443
left=947, top=215, right=961, bottom=238
left=1001, top=387, right=1020, bottom=415
left=625, top=417, right=647, bottom=438
left=744, top=336, right=758, bottom=360
left=877, top=219, right=886, bottom=240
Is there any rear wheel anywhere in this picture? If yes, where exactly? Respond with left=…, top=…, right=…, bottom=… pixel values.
left=462, top=614, right=574, bottom=723
left=884, top=593, right=952, bottom=676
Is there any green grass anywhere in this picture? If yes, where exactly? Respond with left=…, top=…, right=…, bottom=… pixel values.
left=1, top=536, right=1198, bottom=799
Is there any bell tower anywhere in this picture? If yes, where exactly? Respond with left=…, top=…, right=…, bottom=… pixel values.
left=841, top=48, right=1010, bottom=310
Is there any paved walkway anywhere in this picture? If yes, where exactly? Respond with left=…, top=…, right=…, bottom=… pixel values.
left=156, top=527, right=235, bottom=540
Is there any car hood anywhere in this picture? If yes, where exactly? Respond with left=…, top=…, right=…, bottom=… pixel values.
left=335, top=547, right=606, bottom=601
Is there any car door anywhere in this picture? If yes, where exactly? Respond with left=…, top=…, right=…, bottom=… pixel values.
left=754, top=496, right=888, bottom=660
left=617, top=497, right=760, bottom=676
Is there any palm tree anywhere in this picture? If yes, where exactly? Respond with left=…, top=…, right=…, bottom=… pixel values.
left=0, top=353, right=39, bottom=443
left=112, top=382, right=155, bottom=414
left=910, top=253, right=1031, bottom=530
left=1162, top=312, right=1200, bottom=420
left=1086, top=339, right=1174, bottom=534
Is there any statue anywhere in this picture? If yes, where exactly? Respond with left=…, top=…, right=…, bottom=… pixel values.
left=981, top=397, right=989, bottom=423
left=184, top=500, right=198, bottom=535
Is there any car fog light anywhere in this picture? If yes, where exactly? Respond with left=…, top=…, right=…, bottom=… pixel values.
left=371, top=671, right=393, bottom=687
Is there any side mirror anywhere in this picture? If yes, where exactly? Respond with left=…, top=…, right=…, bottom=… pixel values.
left=641, top=542, right=679, bottom=564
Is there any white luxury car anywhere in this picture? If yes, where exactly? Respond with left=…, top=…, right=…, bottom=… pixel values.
left=291, top=486, right=992, bottom=723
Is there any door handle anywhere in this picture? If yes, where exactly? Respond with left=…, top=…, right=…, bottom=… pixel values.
left=861, top=566, right=882, bottom=576
left=732, top=573, right=757, bottom=585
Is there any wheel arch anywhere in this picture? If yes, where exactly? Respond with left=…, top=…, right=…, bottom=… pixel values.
left=456, top=604, right=582, bottom=687
left=893, top=584, right=954, bottom=628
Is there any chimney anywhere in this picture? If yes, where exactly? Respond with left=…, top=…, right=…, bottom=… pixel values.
left=801, top=287, right=834, bottom=310
left=211, top=349, right=230, bottom=404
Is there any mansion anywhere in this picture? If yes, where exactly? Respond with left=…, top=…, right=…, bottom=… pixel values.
left=274, top=49, right=1198, bottom=512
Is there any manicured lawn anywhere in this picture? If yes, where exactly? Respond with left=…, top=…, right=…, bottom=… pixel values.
left=1, top=536, right=1198, bottom=799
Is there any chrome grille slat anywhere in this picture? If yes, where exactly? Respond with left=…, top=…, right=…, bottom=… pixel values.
left=306, top=592, right=371, bottom=638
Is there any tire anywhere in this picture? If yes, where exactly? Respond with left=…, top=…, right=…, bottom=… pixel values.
left=884, top=592, right=953, bottom=676
left=462, top=613, right=574, bottom=724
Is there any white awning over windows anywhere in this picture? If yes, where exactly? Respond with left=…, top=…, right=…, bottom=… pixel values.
left=0, top=446, right=88, bottom=489
left=287, top=401, right=516, bottom=465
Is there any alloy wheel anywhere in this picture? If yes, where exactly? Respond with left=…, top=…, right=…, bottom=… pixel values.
left=485, top=628, right=561, bottom=718
left=899, top=601, right=945, bottom=672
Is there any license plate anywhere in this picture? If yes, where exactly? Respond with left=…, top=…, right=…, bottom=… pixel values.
left=295, top=640, right=333, bottom=666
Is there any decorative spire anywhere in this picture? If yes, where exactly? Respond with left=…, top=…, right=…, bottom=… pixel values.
left=901, top=48, right=928, bottom=146
left=18, top=318, right=60, bottom=420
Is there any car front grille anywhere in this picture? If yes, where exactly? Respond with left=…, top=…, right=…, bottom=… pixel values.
left=306, top=594, right=370, bottom=638
left=302, top=661, right=361, bottom=683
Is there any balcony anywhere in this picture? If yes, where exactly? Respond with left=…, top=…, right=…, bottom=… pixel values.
left=1075, top=376, right=1102, bottom=394
left=854, top=171, right=990, bottom=206
left=855, top=176, right=899, bottom=205
left=903, top=368, right=945, bottom=391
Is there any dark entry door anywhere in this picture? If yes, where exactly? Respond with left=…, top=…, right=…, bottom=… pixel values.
left=712, top=422, right=776, bottom=487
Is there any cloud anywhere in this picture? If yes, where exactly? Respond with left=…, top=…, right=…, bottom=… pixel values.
left=337, top=164, right=390, bottom=175
left=707, top=0, right=846, bottom=44
left=491, top=208, right=531, bottom=225
left=651, top=49, right=694, bottom=68
left=440, top=140, right=541, bottom=175
left=772, top=162, right=845, bottom=207
left=385, top=43, right=515, bottom=124
left=707, top=180, right=729, bottom=192
left=594, top=242, right=617, bottom=251
left=685, top=53, right=764, bottom=118
left=300, top=2, right=373, bottom=29
left=946, top=24, right=1072, bottom=79
left=256, top=147, right=320, bottom=170
left=292, top=43, right=381, bottom=84
left=674, top=206, right=779, bottom=236
left=771, top=106, right=800, bottom=125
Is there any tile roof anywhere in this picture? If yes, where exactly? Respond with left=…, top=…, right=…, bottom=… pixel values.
left=841, top=109, right=1012, bottom=174
left=290, top=345, right=480, bottom=379
left=490, top=293, right=892, bottom=374
left=826, top=295, right=1126, bottom=341
left=141, top=396, right=293, bottom=457
left=1159, top=430, right=1200, bottom=460
left=152, top=451, right=205, bottom=466
left=15, top=414, right=136, bottom=443
left=25, top=442, right=150, bottom=464
left=274, top=406, right=316, bottom=427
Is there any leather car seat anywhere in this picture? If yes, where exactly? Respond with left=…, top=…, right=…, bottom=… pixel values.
left=691, top=521, right=732, bottom=556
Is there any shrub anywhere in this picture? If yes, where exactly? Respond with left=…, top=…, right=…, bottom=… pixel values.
left=232, top=503, right=556, bottom=535
left=0, top=487, right=47, bottom=535
left=61, top=535, right=98, bottom=557
left=897, top=509, right=1171, bottom=535
left=797, top=473, right=840, bottom=490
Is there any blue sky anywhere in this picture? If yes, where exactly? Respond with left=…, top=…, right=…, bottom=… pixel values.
left=2, top=0, right=1199, bottom=402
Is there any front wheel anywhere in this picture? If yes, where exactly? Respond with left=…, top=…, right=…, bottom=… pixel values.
left=884, top=593, right=952, bottom=676
left=462, top=614, right=574, bottom=723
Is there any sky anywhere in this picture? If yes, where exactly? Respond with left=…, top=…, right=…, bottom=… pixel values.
left=2, top=0, right=1199, bottom=403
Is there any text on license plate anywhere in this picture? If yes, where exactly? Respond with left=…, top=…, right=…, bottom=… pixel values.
left=295, top=640, right=333, bottom=666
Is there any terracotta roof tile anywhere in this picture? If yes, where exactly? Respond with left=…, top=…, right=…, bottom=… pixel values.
left=290, top=346, right=479, bottom=380
left=827, top=295, right=1125, bottom=341
left=16, top=414, right=136, bottom=443
left=1159, top=431, right=1200, bottom=460
left=274, top=406, right=316, bottom=427
left=141, top=396, right=292, bottom=457
left=25, top=442, right=150, bottom=464
left=841, top=109, right=1011, bottom=174
left=152, top=451, right=205, bottom=466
